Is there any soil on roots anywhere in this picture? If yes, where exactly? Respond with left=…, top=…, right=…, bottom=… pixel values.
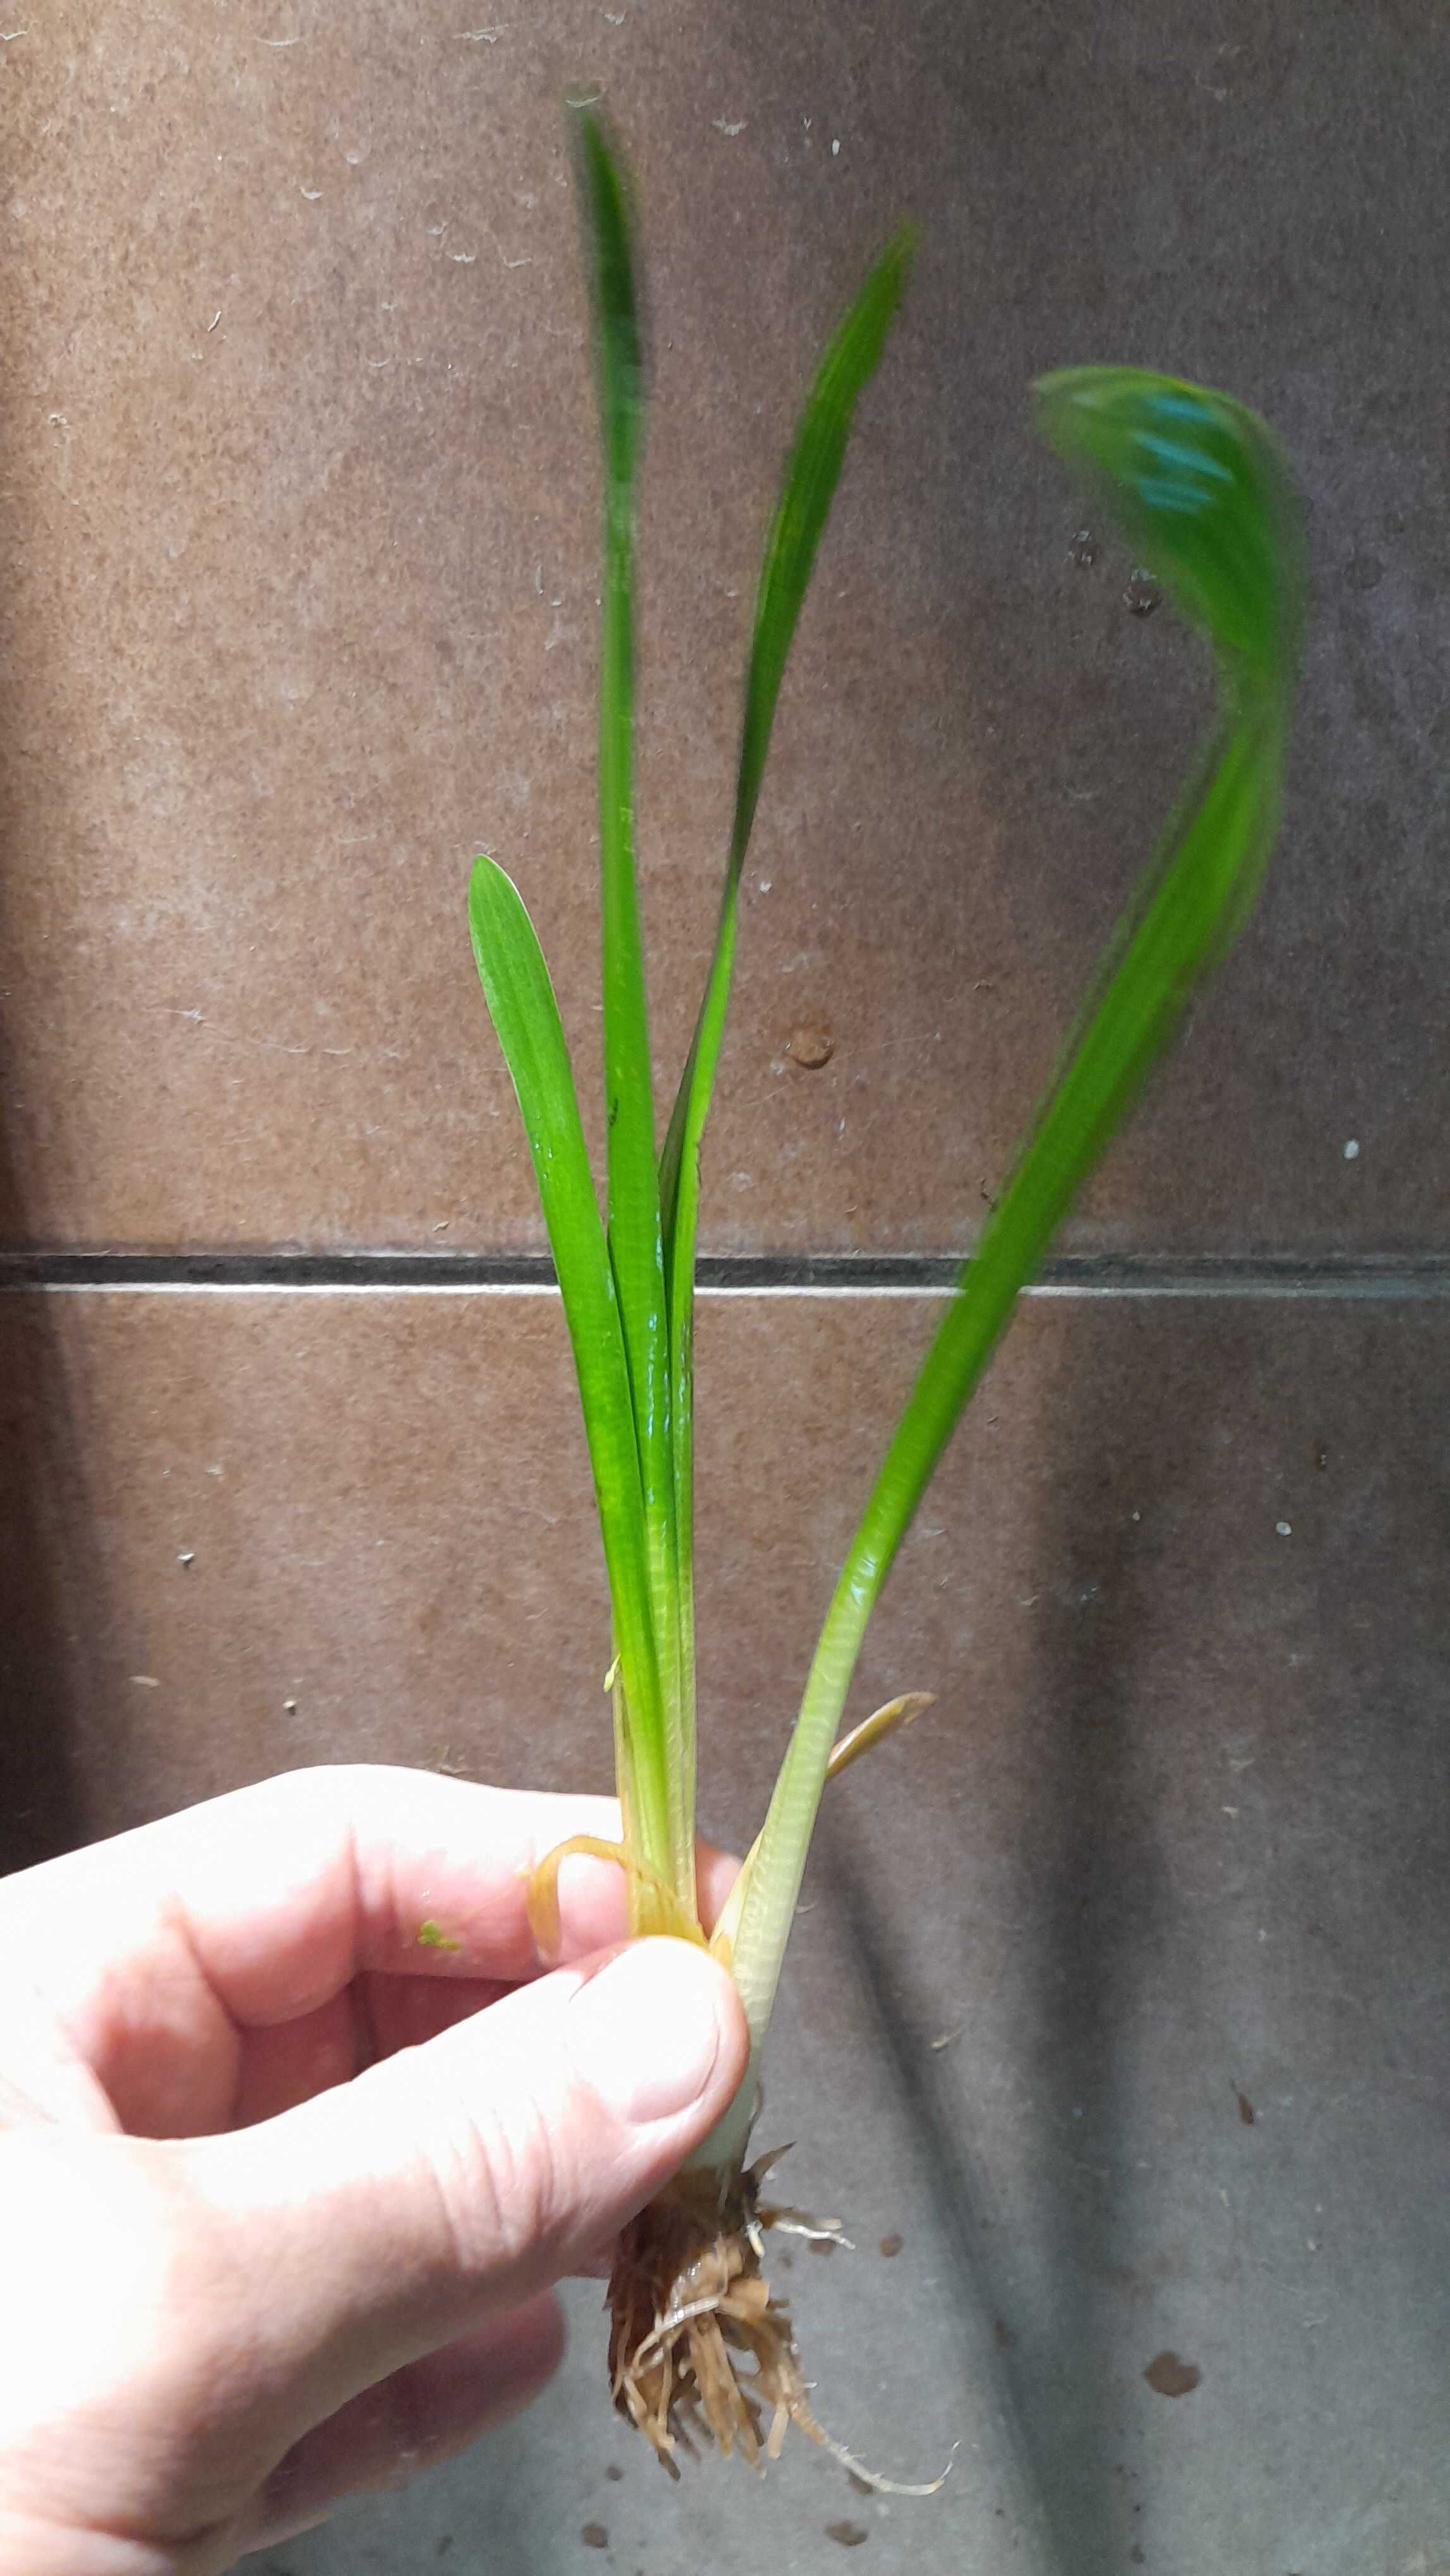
left=607, top=2161, right=826, bottom=2476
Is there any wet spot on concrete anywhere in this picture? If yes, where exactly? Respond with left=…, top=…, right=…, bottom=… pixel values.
left=1144, top=2350, right=1200, bottom=2397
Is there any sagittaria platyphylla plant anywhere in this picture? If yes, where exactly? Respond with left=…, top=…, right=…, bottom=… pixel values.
left=466, top=108, right=1303, bottom=2483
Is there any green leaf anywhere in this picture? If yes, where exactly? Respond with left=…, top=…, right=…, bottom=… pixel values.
left=654, top=229, right=914, bottom=1852
left=573, top=110, right=692, bottom=1906
left=724, top=369, right=1304, bottom=2061
left=467, top=854, right=673, bottom=1880
left=1036, top=368, right=1302, bottom=684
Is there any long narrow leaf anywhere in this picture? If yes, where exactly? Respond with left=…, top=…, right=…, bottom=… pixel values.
left=574, top=111, right=690, bottom=1903
left=724, top=370, right=1304, bottom=2060
left=654, top=231, right=914, bottom=1837
left=467, top=855, right=672, bottom=1875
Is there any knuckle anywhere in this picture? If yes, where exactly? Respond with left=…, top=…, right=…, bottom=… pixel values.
left=420, top=2059, right=574, bottom=2290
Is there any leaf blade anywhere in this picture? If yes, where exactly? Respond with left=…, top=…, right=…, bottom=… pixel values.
left=573, top=109, right=691, bottom=1904
left=467, top=854, right=671, bottom=1874
left=654, top=231, right=914, bottom=1869
left=724, top=371, right=1304, bottom=2062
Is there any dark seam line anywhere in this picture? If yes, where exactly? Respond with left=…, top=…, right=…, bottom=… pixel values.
left=1, top=1251, right=1447, bottom=1296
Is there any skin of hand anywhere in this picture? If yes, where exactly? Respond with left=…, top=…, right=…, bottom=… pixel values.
left=0, top=1765, right=748, bottom=2574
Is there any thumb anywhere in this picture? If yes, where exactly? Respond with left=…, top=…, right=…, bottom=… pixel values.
left=191, top=1938, right=748, bottom=2443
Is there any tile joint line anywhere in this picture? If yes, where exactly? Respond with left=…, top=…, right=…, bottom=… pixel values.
left=0, top=1252, right=1446, bottom=1299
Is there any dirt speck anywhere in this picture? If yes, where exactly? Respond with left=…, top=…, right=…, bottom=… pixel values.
left=994, top=2317, right=1016, bottom=2349
left=604, top=2464, right=623, bottom=2481
left=1235, top=2087, right=1255, bottom=2125
left=1130, top=2551, right=1146, bottom=2567
left=1144, top=2351, right=1200, bottom=2398
left=825, top=2522, right=870, bottom=2548
left=878, top=2233, right=904, bottom=2258
left=1123, top=569, right=1161, bottom=616
left=785, top=1018, right=835, bottom=1069
left=580, top=2524, right=609, bottom=2549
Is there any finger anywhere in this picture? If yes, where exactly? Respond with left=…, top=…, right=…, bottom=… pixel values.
left=0, top=1768, right=739, bottom=2135
left=184, top=1938, right=748, bottom=2466
left=248, top=2295, right=564, bottom=2549
left=234, top=1828, right=745, bottom=2126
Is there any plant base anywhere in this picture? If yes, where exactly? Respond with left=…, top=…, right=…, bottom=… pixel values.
left=607, top=2161, right=824, bottom=2476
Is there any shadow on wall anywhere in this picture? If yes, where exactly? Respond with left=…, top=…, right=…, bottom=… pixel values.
left=817, top=1299, right=1181, bottom=2572
left=822, top=1297, right=1450, bottom=2568
left=0, top=1155, right=97, bottom=1871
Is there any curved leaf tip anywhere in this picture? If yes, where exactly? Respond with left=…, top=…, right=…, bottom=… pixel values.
left=1034, top=367, right=1302, bottom=682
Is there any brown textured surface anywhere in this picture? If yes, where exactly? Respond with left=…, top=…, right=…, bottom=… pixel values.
left=1, top=0, right=1446, bottom=1253
left=1, top=1283, right=1447, bottom=2572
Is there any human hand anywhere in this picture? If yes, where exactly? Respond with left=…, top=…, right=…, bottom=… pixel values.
left=0, top=1765, right=746, bottom=2572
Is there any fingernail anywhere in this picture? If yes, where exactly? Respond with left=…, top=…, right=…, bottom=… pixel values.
left=566, top=1940, right=726, bottom=2125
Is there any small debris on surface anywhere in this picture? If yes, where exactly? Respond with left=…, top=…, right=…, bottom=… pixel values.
left=1143, top=2350, right=1200, bottom=2398
left=283, top=1698, right=297, bottom=1714
left=580, top=2524, right=609, bottom=2549
left=1067, top=526, right=1098, bottom=567
left=1235, top=2087, right=1255, bottom=2125
left=177, top=1550, right=195, bottom=1568
left=785, top=1018, right=835, bottom=1069
left=417, top=1919, right=462, bottom=1953
left=1276, top=1520, right=1291, bottom=1537
left=712, top=117, right=746, bottom=135
left=878, top=2233, right=904, bottom=2259
left=130, top=1675, right=160, bottom=1688
left=825, top=2522, right=869, bottom=2547
left=930, top=2024, right=964, bottom=2051
left=1343, top=1136, right=1360, bottom=1160
left=1123, top=568, right=1161, bottom=616
left=604, top=2463, right=623, bottom=2481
